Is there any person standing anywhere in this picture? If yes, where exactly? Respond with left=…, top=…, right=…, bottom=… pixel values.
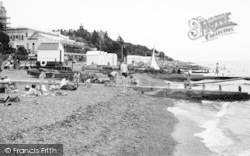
left=215, top=63, right=219, bottom=76
left=15, top=58, right=20, bottom=70
left=73, top=71, right=81, bottom=88
left=39, top=71, right=46, bottom=94
left=186, top=66, right=192, bottom=89
left=120, top=59, right=128, bottom=92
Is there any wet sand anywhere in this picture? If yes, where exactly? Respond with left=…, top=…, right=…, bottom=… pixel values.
left=172, top=115, right=215, bottom=156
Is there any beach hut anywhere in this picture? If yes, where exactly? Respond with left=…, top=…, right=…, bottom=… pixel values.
left=102, top=52, right=108, bottom=65
left=142, top=56, right=151, bottom=64
left=37, top=42, right=64, bottom=65
left=127, top=55, right=151, bottom=65
left=127, top=55, right=140, bottom=64
left=107, top=53, right=118, bottom=66
left=86, top=51, right=102, bottom=65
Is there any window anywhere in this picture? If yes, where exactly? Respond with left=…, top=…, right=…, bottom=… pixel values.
left=16, top=35, right=18, bottom=39
left=22, top=35, right=24, bottom=40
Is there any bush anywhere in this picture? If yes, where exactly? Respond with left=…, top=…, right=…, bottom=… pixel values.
left=15, top=55, right=28, bottom=61
left=16, top=46, right=28, bottom=59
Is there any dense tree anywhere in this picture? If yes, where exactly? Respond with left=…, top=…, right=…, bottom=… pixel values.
left=15, top=46, right=28, bottom=60
left=159, top=52, right=165, bottom=60
left=91, top=30, right=100, bottom=48
left=117, top=35, right=124, bottom=44
left=0, top=31, right=9, bottom=48
left=0, top=22, right=5, bottom=31
left=0, top=30, right=12, bottom=55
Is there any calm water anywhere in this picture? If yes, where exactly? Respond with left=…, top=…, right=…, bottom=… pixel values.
left=168, top=61, right=250, bottom=156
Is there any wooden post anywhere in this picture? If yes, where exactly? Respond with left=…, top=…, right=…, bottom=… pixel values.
left=202, top=84, right=205, bottom=90
left=238, top=86, right=242, bottom=92
left=164, top=90, right=167, bottom=97
left=219, top=85, right=222, bottom=91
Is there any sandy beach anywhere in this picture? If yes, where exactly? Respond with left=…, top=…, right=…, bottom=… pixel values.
left=0, top=70, right=178, bottom=156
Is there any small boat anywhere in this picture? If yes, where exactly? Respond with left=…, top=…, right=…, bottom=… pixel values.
left=27, top=68, right=77, bottom=79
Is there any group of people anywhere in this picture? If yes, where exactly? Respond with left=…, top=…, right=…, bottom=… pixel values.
left=0, top=75, right=18, bottom=93
left=2, top=55, right=21, bottom=70
left=25, top=71, right=82, bottom=97
left=1, top=58, right=134, bottom=97
left=184, top=63, right=220, bottom=89
left=107, top=59, right=138, bottom=92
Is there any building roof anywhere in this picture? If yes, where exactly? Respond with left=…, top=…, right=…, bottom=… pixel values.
left=6, top=27, right=33, bottom=31
left=86, top=51, right=101, bottom=55
left=37, top=43, right=59, bottom=50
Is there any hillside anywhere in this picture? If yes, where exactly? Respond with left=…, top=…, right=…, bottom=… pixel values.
left=57, top=25, right=174, bottom=61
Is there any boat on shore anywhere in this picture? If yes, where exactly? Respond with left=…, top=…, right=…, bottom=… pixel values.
left=27, top=68, right=77, bottom=79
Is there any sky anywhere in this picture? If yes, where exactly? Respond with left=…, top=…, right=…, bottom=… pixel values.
left=2, top=0, right=250, bottom=62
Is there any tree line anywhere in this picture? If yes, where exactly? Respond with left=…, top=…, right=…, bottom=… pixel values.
left=56, top=25, right=174, bottom=61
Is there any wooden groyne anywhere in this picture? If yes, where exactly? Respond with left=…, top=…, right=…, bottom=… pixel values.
left=130, top=86, right=250, bottom=102
left=149, top=73, right=250, bottom=82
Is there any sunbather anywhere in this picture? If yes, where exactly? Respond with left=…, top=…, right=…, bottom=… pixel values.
left=25, top=84, right=40, bottom=97
left=108, top=71, right=118, bottom=86
left=0, top=76, right=17, bottom=93
left=39, top=71, right=47, bottom=94
left=85, top=77, right=93, bottom=89
left=60, top=77, right=77, bottom=90
left=129, top=75, right=138, bottom=86
left=48, top=74, right=59, bottom=90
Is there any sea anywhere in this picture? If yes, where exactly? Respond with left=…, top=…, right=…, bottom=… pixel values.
left=168, top=61, right=250, bottom=156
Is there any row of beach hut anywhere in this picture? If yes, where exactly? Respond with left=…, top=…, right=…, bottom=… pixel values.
left=86, top=51, right=153, bottom=66
left=86, top=51, right=117, bottom=66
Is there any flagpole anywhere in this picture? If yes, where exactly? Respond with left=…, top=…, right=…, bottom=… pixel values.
left=58, top=30, right=61, bottom=63
left=58, top=30, right=60, bottom=45
left=121, top=44, right=123, bottom=61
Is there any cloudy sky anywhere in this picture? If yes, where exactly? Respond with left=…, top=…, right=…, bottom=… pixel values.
left=2, top=0, right=250, bottom=61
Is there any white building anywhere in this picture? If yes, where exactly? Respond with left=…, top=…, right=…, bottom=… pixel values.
left=5, top=27, right=85, bottom=53
left=127, top=55, right=151, bottom=65
left=86, top=51, right=103, bottom=65
left=107, top=53, right=117, bottom=66
left=37, top=43, right=64, bottom=63
left=86, top=51, right=117, bottom=66
left=100, top=51, right=107, bottom=65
